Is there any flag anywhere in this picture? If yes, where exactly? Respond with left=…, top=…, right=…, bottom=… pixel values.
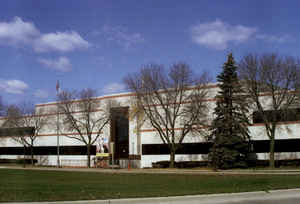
left=56, top=80, right=60, bottom=92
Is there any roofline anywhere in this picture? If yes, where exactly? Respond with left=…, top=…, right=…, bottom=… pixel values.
left=35, top=83, right=219, bottom=108
left=35, top=91, right=135, bottom=107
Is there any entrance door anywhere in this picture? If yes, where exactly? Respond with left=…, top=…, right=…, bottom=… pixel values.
left=110, top=107, right=129, bottom=159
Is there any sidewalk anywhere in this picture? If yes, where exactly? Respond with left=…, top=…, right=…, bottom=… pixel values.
left=2, top=188, right=300, bottom=204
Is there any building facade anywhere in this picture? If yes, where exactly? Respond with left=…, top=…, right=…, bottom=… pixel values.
left=1, top=83, right=300, bottom=168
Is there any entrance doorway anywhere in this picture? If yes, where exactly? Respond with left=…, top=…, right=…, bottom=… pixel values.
left=110, top=107, right=129, bottom=160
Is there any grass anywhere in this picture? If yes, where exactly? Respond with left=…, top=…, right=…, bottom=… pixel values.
left=1, top=169, right=300, bottom=202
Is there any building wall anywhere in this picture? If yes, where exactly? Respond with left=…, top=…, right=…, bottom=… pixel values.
left=1, top=84, right=300, bottom=168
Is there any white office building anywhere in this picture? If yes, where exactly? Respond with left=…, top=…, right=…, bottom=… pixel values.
left=1, top=83, right=300, bottom=168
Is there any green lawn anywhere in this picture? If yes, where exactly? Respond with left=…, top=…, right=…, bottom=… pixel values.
left=1, top=169, right=300, bottom=202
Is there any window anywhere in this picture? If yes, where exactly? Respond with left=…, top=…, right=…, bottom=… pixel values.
left=253, top=108, right=300, bottom=123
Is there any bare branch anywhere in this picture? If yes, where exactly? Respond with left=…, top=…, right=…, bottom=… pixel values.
left=3, top=101, right=47, bottom=165
left=124, top=63, right=210, bottom=167
left=57, top=88, right=113, bottom=167
left=238, top=53, right=300, bottom=168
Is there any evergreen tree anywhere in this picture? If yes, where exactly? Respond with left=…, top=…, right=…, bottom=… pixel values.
left=208, top=53, right=250, bottom=169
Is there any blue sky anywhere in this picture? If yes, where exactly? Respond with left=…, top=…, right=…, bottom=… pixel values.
left=1, top=0, right=300, bottom=105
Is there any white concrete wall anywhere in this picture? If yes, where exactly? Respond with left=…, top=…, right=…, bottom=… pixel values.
left=1, top=84, right=300, bottom=168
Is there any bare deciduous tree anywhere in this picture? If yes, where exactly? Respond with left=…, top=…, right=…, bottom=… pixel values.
left=5, top=102, right=47, bottom=166
left=124, top=63, right=210, bottom=168
left=238, top=53, right=300, bottom=168
left=57, top=88, right=113, bottom=168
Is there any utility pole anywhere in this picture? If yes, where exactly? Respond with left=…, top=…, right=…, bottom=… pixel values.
left=56, top=80, right=60, bottom=168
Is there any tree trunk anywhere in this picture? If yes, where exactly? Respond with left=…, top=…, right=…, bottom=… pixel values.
left=30, top=146, right=34, bottom=166
left=269, top=127, right=276, bottom=168
left=30, top=140, right=34, bottom=166
left=269, top=138, right=275, bottom=168
left=23, top=146, right=26, bottom=168
left=169, top=148, right=175, bottom=168
left=87, top=144, right=91, bottom=168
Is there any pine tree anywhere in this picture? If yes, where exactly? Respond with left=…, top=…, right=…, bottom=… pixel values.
left=208, top=53, right=250, bottom=169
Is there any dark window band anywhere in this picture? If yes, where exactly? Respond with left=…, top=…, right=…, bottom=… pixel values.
left=142, top=139, right=300, bottom=155
left=0, top=127, right=35, bottom=137
left=0, top=145, right=96, bottom=155
left=253, top=108, right=300, bottom=123
left=2, top=139, right=300, bottom=156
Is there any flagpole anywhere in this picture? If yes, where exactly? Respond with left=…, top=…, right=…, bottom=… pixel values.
left=56, top=80, right=60, bottom=168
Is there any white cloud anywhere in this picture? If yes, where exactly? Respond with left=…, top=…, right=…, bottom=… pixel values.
left=34, top=89, right=49, bottom=98
left=0, top=79, right=28, bottom=94
left=34, top=31, right=90, bottom=52
left=0, top=17, right=39, bottom=45
left=256, top=34, right=293, bottom=43
left=102, top=82, right=125, bottom=94
left=0, top=17, right=90, bottom=52
left=38, top=56, right=72, bottom=72
left=190, top=19, right=295, bottom=50
left=101, top=25, right=144, bottom=49
left=190, top=19, right=257, bottom=50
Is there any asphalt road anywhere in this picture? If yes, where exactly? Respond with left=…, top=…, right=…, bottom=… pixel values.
left=3, top=189, right=300, bottom=204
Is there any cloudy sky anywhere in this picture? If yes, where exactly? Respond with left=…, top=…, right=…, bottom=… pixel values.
left=1, top=1, right=299, bottom=104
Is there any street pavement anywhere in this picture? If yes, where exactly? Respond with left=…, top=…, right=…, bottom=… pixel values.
left=2, top=189, right=300, bottom=204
